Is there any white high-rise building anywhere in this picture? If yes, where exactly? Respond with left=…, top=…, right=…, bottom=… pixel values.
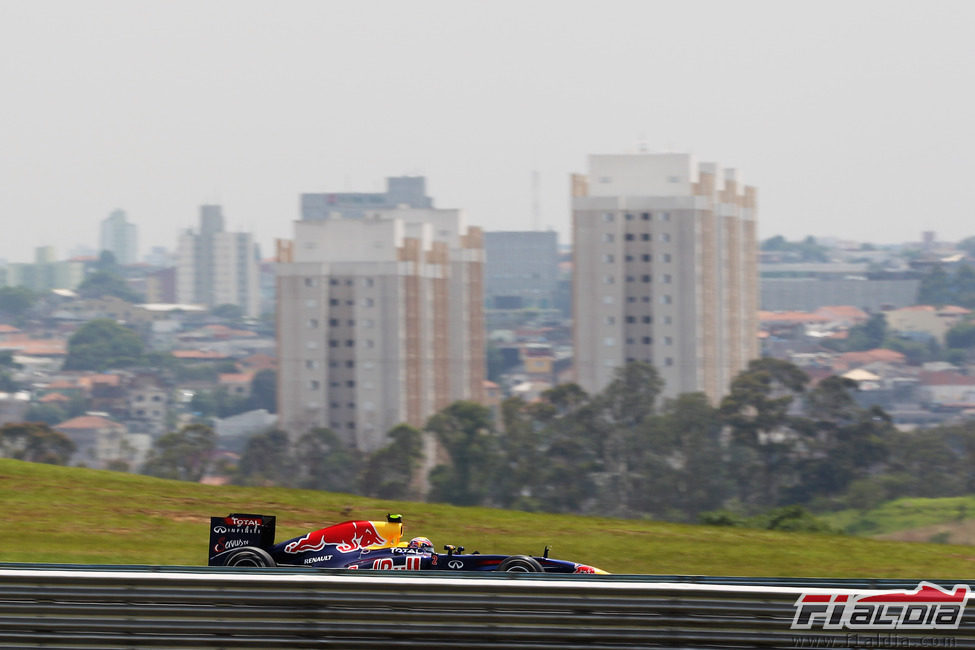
left=572, top=153, right=758, bottom=402
left=277, top=179, right=485, bottom=451
left=99, top=209, right=138, bottom=265
left=176, top=205, right=260, bottom=317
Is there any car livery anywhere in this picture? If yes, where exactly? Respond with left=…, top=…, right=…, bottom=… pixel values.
left=207, top=513, right=607, bottom=574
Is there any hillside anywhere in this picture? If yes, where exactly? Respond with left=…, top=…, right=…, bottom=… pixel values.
left=1, top=458, right=973, bottom=578
left=826, top=496, right=975, bottom=545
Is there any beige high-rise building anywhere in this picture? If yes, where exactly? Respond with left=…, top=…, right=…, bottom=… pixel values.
left=277, top=182, right=484, bottom=451
left=572, top=153, right=758, bottom=402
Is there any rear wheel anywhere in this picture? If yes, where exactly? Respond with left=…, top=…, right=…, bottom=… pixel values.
left=497, top=555, right=543, bottom=573
left=224, top=547, right=275, bottom=567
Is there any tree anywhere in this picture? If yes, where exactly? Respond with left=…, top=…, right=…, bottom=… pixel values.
left=236, top=429, right=293, bottom=486
left=64, top=319, right=145, bottom=371
left=211, top=303, right=244, bottom=321
left=845, top=313, right=887, bottom=351
left=76, top=270, right=143, bottom=303
left=23, top=403, right=67, bottom=425
left=917, top=265, right=953, bottom=306
left=248, top=369, right=276, bottom=412
left=946, top=321, right=975, bottom=350
left=0, top=286, right=37, bottom=323
left=293, top=427, right=362, bottom=492
left=142, top=423, right=216, bottom=481
left=719, top=358, right=809, bottom=508
left=0, top=422, right=75, bottom=464
left=360, top=424, right=424, bottom=499
left=427, top=401, right=500, bottom=506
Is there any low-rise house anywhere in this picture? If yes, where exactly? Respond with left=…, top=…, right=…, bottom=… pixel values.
left=55, top=413, right=131, bottom=469
left=918, top=371, right=975, bottom=408
left=885, top=305, right=971, bottom=344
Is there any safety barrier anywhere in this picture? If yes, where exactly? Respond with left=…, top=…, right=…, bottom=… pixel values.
left=0, top=564, right=973, bottom=648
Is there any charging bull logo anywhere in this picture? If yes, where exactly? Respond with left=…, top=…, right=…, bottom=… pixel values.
left=284, top=521, right=387, bottom=554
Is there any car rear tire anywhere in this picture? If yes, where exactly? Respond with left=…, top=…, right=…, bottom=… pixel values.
left=224, top=546, right=275, bottom=567
left=497, top=555, right=543, bottom=573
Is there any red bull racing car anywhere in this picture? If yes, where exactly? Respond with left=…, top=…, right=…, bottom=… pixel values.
left=208, top=513, right=606, bottom=574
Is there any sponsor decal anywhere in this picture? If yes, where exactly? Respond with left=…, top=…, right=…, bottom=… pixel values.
left=212, top=526, right=228, bottom=534
left=573, top=565, right=597, bottom=574
left=212, top=537, right=249, bottom=553
left=303, top=555, right=333, bottom=565
left=447, top=560, right=464, bottom=569
left=284, top=521, right=387, bottom=554
left=792, top=582, right=970, bottom=631
left=225, top=516, right=262, bottom=528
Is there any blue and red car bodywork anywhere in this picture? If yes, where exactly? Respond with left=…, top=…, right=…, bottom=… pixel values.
left=208, top=513, right=606, bottom=574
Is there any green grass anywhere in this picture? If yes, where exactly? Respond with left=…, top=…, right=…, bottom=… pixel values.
left=824, top=496, right=975, bottom=536
left=2, top=458, right=974, bottom=578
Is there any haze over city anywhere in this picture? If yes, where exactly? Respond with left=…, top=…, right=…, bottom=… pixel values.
left=2, top=0, right=974, bottom=263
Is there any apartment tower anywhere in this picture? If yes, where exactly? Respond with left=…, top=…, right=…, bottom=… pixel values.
left=277, top=177, right=485, bottom=451
left=99, top=209, right=138, bottom=265
left=176, top=205, right=260, bottom=317
left=573, top=153, right=758, bottom=402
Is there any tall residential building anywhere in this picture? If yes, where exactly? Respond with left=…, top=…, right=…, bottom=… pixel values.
left=277, top=178, right=484, bottom=451
left=176, top=205, right=260, bottom=317
left=484, top=231, right=560, bottom=310
left=572, top=153, right=758, bottom=403
left=99, top=209, right=138, bottom=265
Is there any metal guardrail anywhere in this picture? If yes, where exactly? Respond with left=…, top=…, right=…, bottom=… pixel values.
left=0, top=564, right=973, bottom=648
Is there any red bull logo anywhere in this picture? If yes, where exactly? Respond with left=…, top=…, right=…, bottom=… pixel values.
left=284, top=521, right=387, bottom=554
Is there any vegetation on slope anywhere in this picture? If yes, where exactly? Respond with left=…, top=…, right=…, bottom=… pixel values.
left=2, top=458, right=973, bottom=579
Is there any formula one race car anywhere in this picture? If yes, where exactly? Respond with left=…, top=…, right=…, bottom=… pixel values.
left=208, top=513, right=607, bottom=574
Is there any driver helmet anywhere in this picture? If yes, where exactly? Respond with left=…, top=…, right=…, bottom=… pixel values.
left=406, top=536, right=434, bottom=552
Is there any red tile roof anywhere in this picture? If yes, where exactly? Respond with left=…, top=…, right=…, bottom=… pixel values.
left=56, top=415, right=123, bottom=430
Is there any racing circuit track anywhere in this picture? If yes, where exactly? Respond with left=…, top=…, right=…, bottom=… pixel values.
left=0, top=564, right=973, bottom=648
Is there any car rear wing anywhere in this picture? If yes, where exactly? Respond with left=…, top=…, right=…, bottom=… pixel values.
left=208, top=513, right=276, bottom=566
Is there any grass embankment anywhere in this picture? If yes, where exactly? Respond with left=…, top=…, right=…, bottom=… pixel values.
left=826, top=496, right=975, bottom=544
left=2, top=458, right=973, bottom=578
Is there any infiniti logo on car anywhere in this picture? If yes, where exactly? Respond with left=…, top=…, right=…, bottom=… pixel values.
left=447, top=560, right=464, bottom=569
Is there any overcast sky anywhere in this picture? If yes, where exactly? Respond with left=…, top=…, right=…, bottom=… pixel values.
left=1, top=1, right=973, bottom=263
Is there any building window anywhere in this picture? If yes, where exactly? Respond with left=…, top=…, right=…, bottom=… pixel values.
left=602, top=213, right=614, bottom=222
left=329, top=279, right=339, bottom=286
left=664, top=316, right=672, bottom=325
left=603, top=275, right=614, bottom=284
left=642, top=316, right=651, bottom=323
left=641, top=212, right=651, bottom=220
left=642, top=275, right=651, bottom=282
left=365, top=339, right=375, bottom=348
left=662, top=295, right=672, bottom=304
left=307, top=319, right=319, bottom=328
left=625, top=255, right=633, bottom=262
left=346, top=381, right=356, bottom=387
left=329, top=340, right=339, bottom=348
left=663, top=212, right=671, bottom=221
left=604, top=316, right=615, bottom=325
left=664, top=274, right=672, bottom=284
left=363, top=278, right=374, bottom=287
left=665, top=357, right=674, bottom=366
left=604, top=337, right=615, bottom=346
left=363, top=319, right=374, bottom=328
left=305, top=360, right=317, bottom=369
left=602, top=233, right=614, bottom=243
left=642, top=336, right=651, bottom=344
left=642, top=254, right=651, bottom=262
left=304, top=278, right=316, bottom=287
left=346, top=340, right=355, bottom=347
left=305, top=299, right=317, bottom=308
left=627, top=296, right=636, bottom=303
left=626, top=275, right=634, bottom=282
left=346, top=360, right=355, bottom=368
left=624, top=233, right=634, bottom=241
left=662, top=233, right=671, bottom=242
left=309, top=380, right=320, bottom=390
left=626, top=316, right=635, bottom=323
left=602, top=254, right=615, bottom=263
left=329, top=318, right=339, bottom=326
left=641, top=233, right=650, bottom=241
left=665, top=336, right=673, bottom=346
left=361, top=298, right=374, bottom=307
left=664, top=254, right=672, bottom=263
left=626, top=337, right=634, bottom=344
left=329, top=299, right=339, bottom=306
left=305, top=341, right=318, bottom=350
left=625, top=213, right=634, bottom=221
left=603, top=296, right=614, bottom=304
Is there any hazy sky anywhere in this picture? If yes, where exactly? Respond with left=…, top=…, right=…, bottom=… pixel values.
left=2, top=1, right=974, bottom=263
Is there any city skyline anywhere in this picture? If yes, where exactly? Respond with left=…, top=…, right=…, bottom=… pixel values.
left=2, top=1, right=974, bottom=263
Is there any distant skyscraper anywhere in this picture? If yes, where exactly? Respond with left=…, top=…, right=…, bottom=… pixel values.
left=99, top=209, right=138, bottom=265
left=572, top=153, right=758, bottom=402
left=176, top=205, right=259, bottom=317
left=484, top=231, right=559, bottom=310
left=277, top=177, right=485, bottom=450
